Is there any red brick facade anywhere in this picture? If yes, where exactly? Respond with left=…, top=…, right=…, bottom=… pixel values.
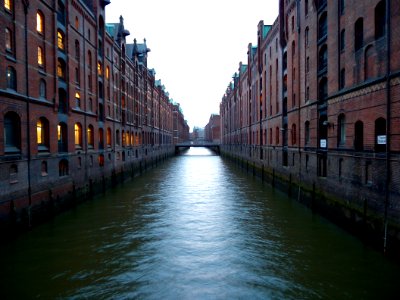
left=220, top=0, right=400, bottom=254
left=0, top=0, right=188, bottom=231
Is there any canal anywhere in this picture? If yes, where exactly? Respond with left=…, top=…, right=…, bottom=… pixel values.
left=1, top=147, right=399, bottom=299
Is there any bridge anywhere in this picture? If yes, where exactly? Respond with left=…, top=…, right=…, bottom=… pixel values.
left=175, top=141, right=220, bottom=154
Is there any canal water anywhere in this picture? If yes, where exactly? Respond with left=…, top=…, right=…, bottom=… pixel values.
left=1, top=147, right=399, bottom=299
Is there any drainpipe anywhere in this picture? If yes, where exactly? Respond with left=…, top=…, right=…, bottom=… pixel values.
left=22, top=0, right=32, bottom=227
left=383, top=0, right=391, bottom=254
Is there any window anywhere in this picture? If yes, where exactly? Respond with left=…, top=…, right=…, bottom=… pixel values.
left=340, top=68, right=345, bottom=89
left=291, top=124, right=297, bottom=145
left=74, top=123, right=82, bottom=148
left=75, top=68, right=80, bottom=84
left=36, top=11, right=44, bottom=34
left=375, top=117, right=386, bottom=152
left=57, top=58, right=66, bottom=79
left=340, top=29, right=345, bottom=51
left=4, top=111, right=21, bottom=153
left=88, top=50, right=92, bottom=69
left=306, top=57, right=310, bottom=73
left=87, top=125, right=94, bottom=148
left=4, top=0, right=11, bottom=10
left=337, top=114, right=346, bottom=146
left=58, top=88, right=67, bottom=113
left=5, top=28, right=12, bottom=53
left=339, top=0, right=345, bottom=15
left=355, top=18, right=364, bottom=51
left=354, top=120, right=364, bottom=151
left=98, top=154, right=104, bottom=167
left=276, top=127, right=280, bottom=145
left=375, top=1, right=386, bottom=39
left=106, top=66, right=110, bottom=79
left=319, top=77, right=328, bottom=102
left=39, top=79, right=46, bottom=98
left=59, top=159, right=69, bottom=176
left=6, top=66, right=16, bottom=90
left=305, top=121, right=310, bottom=145
left=57, top=0, right=65, bottom=25
left=97, top=61, right=102, bottom=75
left=75, top=40, right=80, bottom=59
left=122, top=130, right=126, bottom=146
left=318, top=45, right=327, bottom=71
left=37, top=117, right=49, bottom=151
left=75, top=92, right=81, bottom=108
left=57, top=122, right=68, bottom=152
left=38, top=46, right=44, bottom=67
left=57, top=31, right=65, bottom=50
left=305, top=0, right=308, bottom=16
left=318, top=12, right=327, bottom=40
left=116, top=130, right=120, bottom=145
left=41, top=161, right=48, bottom=176
left=107, top=127, right=112, bottom=146
left=89, top=98, right=93, bottom=111
left=306, top=86, right=310, bottom=101
left=305, top=27, right=309, bottom=47
left=75, top=16, right=79, bottom=29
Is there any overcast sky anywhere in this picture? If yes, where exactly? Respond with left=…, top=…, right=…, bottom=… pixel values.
left=106, top=0, right=279, bottom=130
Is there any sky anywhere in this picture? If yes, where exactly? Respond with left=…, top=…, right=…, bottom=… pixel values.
left=105, top=0, right=279, bottom=130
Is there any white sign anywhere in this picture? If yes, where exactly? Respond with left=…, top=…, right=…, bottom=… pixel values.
left=377, top=135, right=386, bottom=145
left=320, top=139, right=327, bottom=148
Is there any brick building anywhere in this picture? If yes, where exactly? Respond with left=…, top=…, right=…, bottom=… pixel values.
left=220, top=0, right=400, bottom=254
left=0, top=0, right=188, bottom=232
left=204, top=114, right=221, bottom=143
left=172, top=103, right=190, bottom=144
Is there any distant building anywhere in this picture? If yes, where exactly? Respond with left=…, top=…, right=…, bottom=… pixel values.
left=205, top=114, right=221, bottom=143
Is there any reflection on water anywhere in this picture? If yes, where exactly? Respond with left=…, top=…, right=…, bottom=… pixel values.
left=0, top=147, right=399, bottom=299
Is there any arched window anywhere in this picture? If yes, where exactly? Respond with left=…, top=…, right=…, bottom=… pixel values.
left=106, top=66, right=110, bottom=80
left=355, top=18, right=364, bottom=51
left=318, top=45, right=327, bottom=71
left=375, top=1, right=386, bottom=39
left=39, top=79, right=46, bottom=98
left=57, top=0, right=66, bottom=25
left=5, top=28, right=12, bottom=53
left=38, top=46, right=44, bottom=67
left=37, top=117, right=49, bottom=151
left=57, top=30, right=65, bottom=50
left=75, top=40, right=80, bottom=59
left=318, top=12, right=327, bottom=40
left=375, top=117, right=386, bottom=152
left=59, top=159, right=69, bottom=176
left=74, top=123, right=82, bottom=148
left=88, top=50, right=92, bottom=70
left=319, top=77, right=328, bottom=102
left=57, top=122, right=68, bottom=152
left=107, top=127, right=112, bottom=146
left=6, top=66, right=16, bottom=90
left=87, top=125, right=94, bottom=148
left=305, top=121, right=310, bottom=145
left=4, top=111, right=21, bottom=153
left=340, top=29, right=345, bottom=51
left=36, top=11, right=44, bottom=34
left=97, top=61, right=102, bottom=75
left=354, top=120, right=364, bottom=151
left=305, top=0, right=308, bottom=16
left=337, top=114, right=346, bottom=146
left=58, top=88, right=67, bottom=113
left=57, top=58, right=66, bottom=79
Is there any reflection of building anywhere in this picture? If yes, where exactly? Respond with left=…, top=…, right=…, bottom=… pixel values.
left=220, top=0, right=400, bottom=253
left=205, top=114, right=221, bottom=143
left=0, top=0, right=186, bottom=231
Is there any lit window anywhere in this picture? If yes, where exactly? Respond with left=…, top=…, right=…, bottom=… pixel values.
left=4, top=0, right=11, bottom=10
left=38, top=46, right=44, bottom=67
left=87, top=125, right=94, bottom=148
left=97, top=61, right=102, bottom=75
left=57, top=31, right=64, bottom=50
left=107, top=128, right=112, bottom=146
left=37, top=11, right=44, bottom=34
left=37, top=119, right=43, bottom=144
left=36, top=117, right=49, bottom=151
left=74, top=123, right=82, bottom=147
left=6, top=66, right=16, bottom=90
left=5, top=28, right=12, bottom=52
left=57, top=58, right=65, bottom=79
left=75, top=92, right=81, bottom=108
left=106, top=66, right=110, bottom=79
left=57, top=122, right=68, bottom=152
